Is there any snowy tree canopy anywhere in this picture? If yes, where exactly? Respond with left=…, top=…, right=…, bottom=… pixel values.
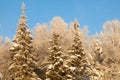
left=9, top=2, right=41, bottom=80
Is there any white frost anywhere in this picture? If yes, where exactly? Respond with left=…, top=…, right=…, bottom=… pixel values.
left=0, top=72, right=3, bottom=79
left=69, top=67, right=76, bottom=71
left=13, top=43, right=19, bottom=47
left=48, top=64, right=53, bottom=69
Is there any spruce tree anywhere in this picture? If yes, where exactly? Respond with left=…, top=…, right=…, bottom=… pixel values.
left=46, top=31, right=67, bottom=80
left=94, top=33, right=103, bottom=64
left=90, top=33, right=104, bottom=80
left=9, top=2, right=41, bottom=80
left=67, top=19, right=91, bottom=80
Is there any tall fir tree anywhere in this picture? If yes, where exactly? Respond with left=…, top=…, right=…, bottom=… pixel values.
left=9, top=2, right=41, bottom=80
left=46, top=31, right=68, bottom=80
left=67, top=19, right=91, bottom=80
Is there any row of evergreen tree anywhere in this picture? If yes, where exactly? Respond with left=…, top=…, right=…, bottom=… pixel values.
left=2, top=2, right=120, bottom=80
left=7, top=3, right=96, bottom=80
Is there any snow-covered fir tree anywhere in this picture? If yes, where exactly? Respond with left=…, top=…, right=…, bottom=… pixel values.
left=90, top=33, right=104, bottom=80
left=9, top=2, right=41, bottom=80
left=89, top=33, right=104, bottom=80
left=45, top=31, right=69, bottom=80
left=94, top=33, right=103, bottom=65
left=67, top=19, right=91, bottom=80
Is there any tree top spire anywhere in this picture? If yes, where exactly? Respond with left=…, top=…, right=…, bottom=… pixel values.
left=74, top=18, right=80, bottom=29
left=96, top=32, right=99, bottom=39
left=21, top=2, right=25, bottom=16
left=18, top=2, right=27, bottom=28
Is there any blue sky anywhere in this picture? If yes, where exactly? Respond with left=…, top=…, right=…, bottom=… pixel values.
left=0, top=0, right=120, bottom=39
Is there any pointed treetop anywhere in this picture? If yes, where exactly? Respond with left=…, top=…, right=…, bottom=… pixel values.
left=74, top=18, right=80, bottom=29
left=96, top=32, right=102, bottom=47
left=96, top=32, right=100, bottom=43
left=21, top=2, right=25, bottom=16
left=17, top=2, right=27, bottom=28
left=96, top=32, right=99, bottom=39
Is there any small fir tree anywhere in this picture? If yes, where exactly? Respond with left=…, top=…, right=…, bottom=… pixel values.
left=9, top=2, right=41, bottom=80
left=94, top=33, right=103, bottom=65
left=67, top=19, right=91, bottom=80
left=46, top=31, right=68, bottom=80
left=90, top=33, right=104, bottom=80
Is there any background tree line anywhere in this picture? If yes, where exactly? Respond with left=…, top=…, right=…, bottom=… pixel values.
left=0, top=16, right=120, bottom=80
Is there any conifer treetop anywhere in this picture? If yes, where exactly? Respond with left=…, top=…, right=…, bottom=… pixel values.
left=95, top=33, right=102, bottom=50
left=74, top=18, right=80, bottom=30
left=21, top=2, right=25, bottom=16
left=96, top=32, right=98, bottom=38
left=73, top=19, right=81, bottom=37
left=18, top=2, right=27, bottom=29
